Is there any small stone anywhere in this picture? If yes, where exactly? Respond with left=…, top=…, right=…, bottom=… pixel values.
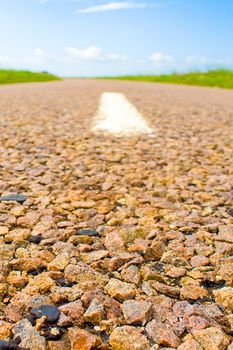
left=47, top=252, right=70, bottom=271
left=178, top=338, right=202, bottom=350
left=56, top=278, right=73, bottom=287
left=192, top=327, right=230, bottom=350
left=57, top=313, right=72, bottom=327
left=29, top=235, right=42, bottom=244
left=109, top=325, right=150, bottom=350
left=40, top=325, right=64, bottom=340
left=217, top=257, right=233, bottom=285
left=104, top=232, right=125, bottom=253
left=84, top=299, right=105, bottom=325
left=7, top=271, right=28, bottom=288
left=26, top=272, right=55, bottom=293
left=10, top=205, right=25, bottom=217
left=146, top=320, right=180, bottom=348
left=30, top=305, right=60, bottom=324
left=180, top=285, right=208, bottom=300
left=213, top=287, right=233, bottom=312
left=184, top=315, right=210, bottom=333
left=59, top=300, right=84, bottom=326
left=72, top=200, right=95, bottom=209
left=0, top=340, right=10, bottom=350
left=81, top=250, right=108, bottom=264
left=227, top=208, right=233, bottom=217
left=166, top=266, right=186, bottom=278
left=57, top=221, right=75, bottom=228
left=0, top=227, right=9, bottom=236
left=122, top=300, right=152, bottom=325
left=0, top=320, right=12, bottom=339
left=151, top=281, right=180, bottom=298
left=13, top=318, right=46, bottom=350
left=121, top=265, right=140, bottom=284
left=68, top=327, right=99, bottom=350
left=190, top=255, right=209, bottom=267
left=216, top=225, right=233, bottom=243
left=105, top=278, right=136, bottom=302
left=144, top=241, right=166, bottom=261
left=47, top=334, right=71, bottom=350
left=0, top=194, right=26, bottom=203
left=4, top=228, right=31, bottom=243
left=77, top=229, right=99, bottom=236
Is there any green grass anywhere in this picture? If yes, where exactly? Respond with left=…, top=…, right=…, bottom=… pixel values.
left=101, top=69, right=233, bottom=89
left=0, top=69, right=60, bottom=84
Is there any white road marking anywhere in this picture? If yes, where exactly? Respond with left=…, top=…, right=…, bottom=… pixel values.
left=92, top=92, right=153, bottom=136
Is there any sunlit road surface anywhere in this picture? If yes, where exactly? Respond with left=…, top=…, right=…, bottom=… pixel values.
left=1, top=79, right=233, bottom=349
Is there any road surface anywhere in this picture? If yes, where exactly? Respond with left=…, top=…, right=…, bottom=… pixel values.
left=0, top=79, right=233, bottom=349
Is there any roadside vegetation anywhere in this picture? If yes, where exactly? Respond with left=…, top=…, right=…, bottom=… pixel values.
left=0, top=69, right=60, bottom=84
left=103, top=69, right=233, bottom=89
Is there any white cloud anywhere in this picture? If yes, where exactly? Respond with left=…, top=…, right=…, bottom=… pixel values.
left=0, top=55, right=11, bottom=65
left=150, top=52, right=173, bottom=64
left=65, top=46, right=102, bottom=60
left=65, top=46, right=127, bottom=61
left=33, top=0, right=49, bottom=4
left=107, top=53, right=127, bottom=60
left=77, top=1, right=146, bottom=13
left=186, top=56, right=233, bottom=65
left=22, top=48, right=48, bottom=66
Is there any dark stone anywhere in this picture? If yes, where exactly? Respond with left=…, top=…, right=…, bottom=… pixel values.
left=200, top=280, right=225, bottom=289
left=0, top=337, right=23, bottom=350
left=30, top=305, right=60, bottom=324
left=40, top=326, right=65, bottom=340
left=0, top=194, right=26, bottom=203
left=151, top=263, right=164, bottom=272
left=196, top=297, right=214, bottom=303
left=56, top=278, right=73, bottom=287
left=29, top=235, right=42, bottom=244
left=228, top=208, right=233, bottom=217
left=0, top=340, right=9, bottom=350
left=76, top=229, right=99, bottom=236
left=27, top=265, right=47, bottom=275
left=27, top=313, right=36, bottom=326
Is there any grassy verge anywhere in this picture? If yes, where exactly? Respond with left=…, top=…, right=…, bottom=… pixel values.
left=101, top=69, right=233, bottom=89
left=0, top=69, right=60, bottom=84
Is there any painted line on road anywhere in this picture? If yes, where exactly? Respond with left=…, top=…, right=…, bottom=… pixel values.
left=92, top=92, right=153, bottom=136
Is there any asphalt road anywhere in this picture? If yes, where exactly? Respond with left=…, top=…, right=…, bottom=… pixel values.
left=0, top=79, right=233, bottom=349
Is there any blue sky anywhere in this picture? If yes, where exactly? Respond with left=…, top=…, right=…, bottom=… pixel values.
left=0, top=0, right=232, bottom=76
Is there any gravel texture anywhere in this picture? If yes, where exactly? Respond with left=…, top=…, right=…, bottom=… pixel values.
left=0, top=79, right=233, bottom=349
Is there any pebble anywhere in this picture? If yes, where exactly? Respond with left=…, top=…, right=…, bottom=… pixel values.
left=192, top=327, right=230, bottom=350
left=109, top=325, right=150, bottom=350
left=213, top=287, right=233, bottom=312
left=59, top=300, right=84, bottom=325
left=68, top=327, right=100, bottom=350
left=13, top=318, right=46, bottom=350
left=0, top=341, right=9, bottom=350
left=227, top=208, right=233, bottom=217
left=146, top=319, right=181, bottom=348
left=55, top=278, right=73, bottom=287
left=29, top=235, right=42, bottom=244
left=84, top=299, right=105, bottom=325
left=0, top=194, right=26, bottom=203
left=105, top=278, right=136, bottom=302
left=76, top=229, right=99, bottom=236
left=180, top=285, right=208, bottom=300
left=121, top=300, right=152, bottom=325
left=30, top=305, right=60, bottom=324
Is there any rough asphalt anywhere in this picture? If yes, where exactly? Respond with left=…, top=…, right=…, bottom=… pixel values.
left=0, top=79, right=233, bottom=350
